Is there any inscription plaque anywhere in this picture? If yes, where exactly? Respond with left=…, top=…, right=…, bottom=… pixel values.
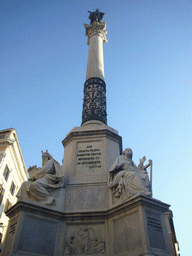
left=76, top=141, right=102, bottom=174
left=146, top=212, right=166, bottom=250
left=18, top=215, right=57, bottom=255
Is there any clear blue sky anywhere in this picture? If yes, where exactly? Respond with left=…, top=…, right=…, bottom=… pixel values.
left=1, top=0, right=191, bottom=254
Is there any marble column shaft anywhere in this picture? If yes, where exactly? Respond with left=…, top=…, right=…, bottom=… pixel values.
left=85, top=21, right=108, bottom=80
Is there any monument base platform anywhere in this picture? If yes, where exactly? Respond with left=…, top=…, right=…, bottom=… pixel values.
left=2, top=194, right=175, bottom=256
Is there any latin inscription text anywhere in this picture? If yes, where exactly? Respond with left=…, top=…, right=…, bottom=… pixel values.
left=77, top=144, right=101, bottom=169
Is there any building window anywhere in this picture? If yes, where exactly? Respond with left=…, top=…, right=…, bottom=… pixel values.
left=4, top=199, right=12, bottom=212
left=0, top=186, right=5, bottom=218
left=10, top=182, right=16, bottom=196
left=0, top=232, right=3, bottom=244
left=3, top=165, right=10, bottom=181
left=0, top=185, right=5, bottom=205
left=0, top=134, right=5, bottom=139
left=0, top=204, right=4, bottom=218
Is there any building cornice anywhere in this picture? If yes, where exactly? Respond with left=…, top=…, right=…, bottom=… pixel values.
left=0, top=129, right=28, bottom=180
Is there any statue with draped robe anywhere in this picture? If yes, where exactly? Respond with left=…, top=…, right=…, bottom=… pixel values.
left=17, top=151, right=64, bottom=205
left=108, top=148, right=152, bottom=200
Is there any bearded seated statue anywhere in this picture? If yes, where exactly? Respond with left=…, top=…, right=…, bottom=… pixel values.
left=17, top=151, right=65, bottom=210
left=108, top=148, right=152, bottom=200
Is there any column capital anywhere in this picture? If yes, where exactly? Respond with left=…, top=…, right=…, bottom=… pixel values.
left=84, top=21, right=108, bottom=45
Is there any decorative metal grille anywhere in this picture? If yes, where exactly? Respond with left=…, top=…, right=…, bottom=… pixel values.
left=82, top=77, right=107, bottom=125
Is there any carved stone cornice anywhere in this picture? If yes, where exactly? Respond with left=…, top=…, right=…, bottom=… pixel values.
left=62, top=128, right=122, bottom=153
left=0, top=138, right=15, bottom=147
left=6, top=194, right=170, bottom=221
left=164, top=210, right=173, bottom=219
left=84, top=21, right=108, bottom=45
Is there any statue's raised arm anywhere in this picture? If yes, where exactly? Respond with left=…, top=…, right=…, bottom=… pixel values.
left=88, top=9, right=105, bottom=24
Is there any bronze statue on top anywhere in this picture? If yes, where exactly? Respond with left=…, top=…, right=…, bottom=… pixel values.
left=88, top=9, right=105, bottom=24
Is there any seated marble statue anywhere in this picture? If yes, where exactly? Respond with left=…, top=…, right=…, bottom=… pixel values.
left=17, top=151, right=64, bottom=205
left=108, top=148, right=152, bottom=200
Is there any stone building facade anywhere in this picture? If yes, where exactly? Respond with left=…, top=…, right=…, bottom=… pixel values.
left=0, top=128, right=28, bottom=251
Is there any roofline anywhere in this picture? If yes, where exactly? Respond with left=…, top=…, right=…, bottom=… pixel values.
left=0, top=128, right=15, bottom=134
left=0, top=128, right=28, bottom=177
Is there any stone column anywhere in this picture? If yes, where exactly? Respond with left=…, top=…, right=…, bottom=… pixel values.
left=82, top=21, right=108, bottom=125
left=85, top=22, right=107, bottom=80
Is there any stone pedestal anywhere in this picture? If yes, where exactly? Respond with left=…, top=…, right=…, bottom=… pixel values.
left=2, top=121, right=178, bottom=255
left=2, top=195, right=174, bottom=256
left=108, top=195, right=173, bottom=256
left=1, top=200, right=65, bottom=256
left=62, top=121, right=122, bottom=213
left=62, top=121, right=122, bottom=184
